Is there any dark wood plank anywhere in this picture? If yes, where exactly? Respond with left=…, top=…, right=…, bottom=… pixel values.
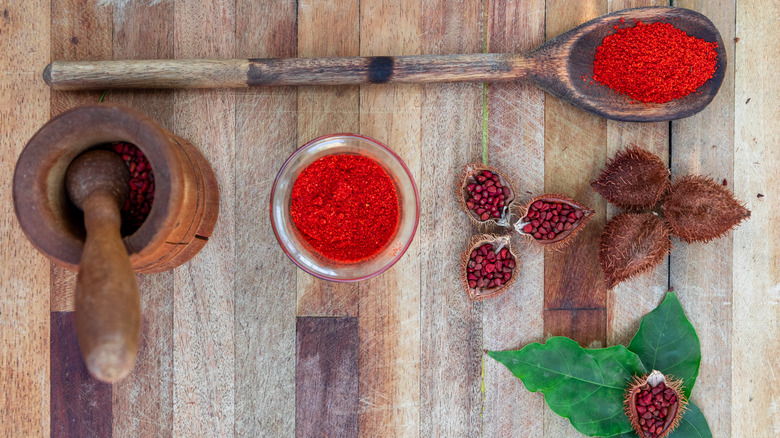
left=482, top=0, right=546, bottom=435
left=670, top=1, right=736, bottom=436
left=544, top=309, right=607, bottom=347
left=419, top=0, right=484, bottom=436
left=0, top=1, right=51, bottom=435
left=295, top=0, right=360, bottom=317
left=296, top=317, right=359, bottom=438
left=51, top=312, right=113, bottom=438
left=234, top=0, right=298, bottom=435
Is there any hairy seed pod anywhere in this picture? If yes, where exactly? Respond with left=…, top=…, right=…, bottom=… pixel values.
left=661, top=175, right=751, bottom=243
left=591, top=146, right=670, bottom=210
left=625, top=370, right=687, bottom=438
left=514, top=194, right=594, bottom=249
left=599, top=212, right=671, bottom=288
left=458, top=164, right=516, bottom=227
left=461, top=235, right=518, bottom=301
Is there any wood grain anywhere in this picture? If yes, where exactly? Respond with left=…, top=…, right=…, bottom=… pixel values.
left=296, top=317, right=359, bottom=438
left=296, top=0, right=360, bottom=317
left=172, top=0, right=236, bottom=435
left=733, top=1, right=780, bottom=436
left=357, top=0, right=422, bottom=436
left=670, top=1, right=736, bottom=437
left=234, top=0, right=298, bottom=436
left=605, top=0, right=671, bottom=348
left=482, top=0, right=546, bottom=436
left=0, top=1, right=51, bottom=435
left=50, top=312, right=112, bottom=438
left=49, top=0, right=113, bottom=312
left=109, top=1, right=174, bottom=435
left=419, top=0, right=484, bottom=436
left=543, top=1, right=607, bottom=436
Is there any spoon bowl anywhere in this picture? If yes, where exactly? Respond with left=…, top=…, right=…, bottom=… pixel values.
left=529, top=6, right=727, bottom=121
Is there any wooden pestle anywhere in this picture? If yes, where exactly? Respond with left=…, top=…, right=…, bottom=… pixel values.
left=65, top=149, right=140, bottom=383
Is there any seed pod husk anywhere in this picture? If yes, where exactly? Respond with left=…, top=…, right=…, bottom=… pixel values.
left=592, top=146, right=670, bottom=210
left=458, top=164, right=516, bottom=227
left=514, top=194, right=594, bottom=249
left=625, top=370, right=687, bottom=438
left=461, top=234, right=518, bottom=301
left=599, top=212, right=671, bottom=288
left=661, top=175, right=751, bottom=243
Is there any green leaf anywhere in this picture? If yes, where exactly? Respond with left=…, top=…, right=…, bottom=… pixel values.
left=607, top=401, right=712, bottom=438
left=487, top=337, right=646, bottom=437
left=628, top=292, right=701, bottom=397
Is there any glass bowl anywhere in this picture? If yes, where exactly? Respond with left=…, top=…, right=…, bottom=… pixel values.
left=270, top=133, right=419, bottom=282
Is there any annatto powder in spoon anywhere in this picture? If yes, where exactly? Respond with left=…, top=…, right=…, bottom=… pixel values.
left=290, top=154, right=399, bottom=262
left=593, top=19, right=718, bottom=103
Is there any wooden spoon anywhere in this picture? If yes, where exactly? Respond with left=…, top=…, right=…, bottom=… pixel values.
left=43, top=7, right=725, bottom=122
left=66, top=149, right=140, bottom=383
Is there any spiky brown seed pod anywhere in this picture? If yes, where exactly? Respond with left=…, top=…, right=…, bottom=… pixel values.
left=514, top=194, right=594, bottom=249
left=599, top=212, right=671, bottom=288
left=661, top=175, right=751, bottom=243
left=625, top=370, right=687, bottom=438
left=461, top=235, right=518, bottom=301
left=458, top=164, right=516, bottom=227
left=591, top=146, right=670, bottom=210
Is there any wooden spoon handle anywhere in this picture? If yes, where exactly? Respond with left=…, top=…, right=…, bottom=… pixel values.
left=44, top=53, right=536, bottom=90
left=74, top=191, right=140, bottom=383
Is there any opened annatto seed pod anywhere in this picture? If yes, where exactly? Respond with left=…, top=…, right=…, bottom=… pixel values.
left=461, top=234, right=518, bottom=301
left=514, top=194, right=594, bottom=249
left=458, top=164, right=516, bottom=227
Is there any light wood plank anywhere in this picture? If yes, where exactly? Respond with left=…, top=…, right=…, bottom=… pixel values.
left=481, top=0, right=546, bottom=436
left=172, top=0, right=236, bottom=435
left=49, top=0, right=113, bottom=312
left=419, top=0, right=484, bottom=436
left=295, top=0, right=360, bottom=317
left=234, top=0, right=298, bottom=435
left=0, top=1, right=51, bottom=435
left=543, top=1, right=608, bottom=436
left=109, top=2, right=175, bottom=435
left=296, top=317, right=359, bottom=437
left=733, top=0, right=780, bottom=436
left=670, top=1, right=736, bottom=437
left=605, top=0, right=671, bottom=348
left=357, top=0, right=422, bottom=436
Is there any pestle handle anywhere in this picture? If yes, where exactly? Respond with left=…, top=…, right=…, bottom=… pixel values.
left=66, top=151, right=140, bottom=383
left=43, top=54, right=538, bottom=90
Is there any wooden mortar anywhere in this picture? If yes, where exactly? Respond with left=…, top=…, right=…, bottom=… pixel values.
left=13, top=103, right=219, bottom=274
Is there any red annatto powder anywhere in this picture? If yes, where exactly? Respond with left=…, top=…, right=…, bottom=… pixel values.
left=290, top=154, right=399, bottom=262
left=593, top=20, right=718, bottom=103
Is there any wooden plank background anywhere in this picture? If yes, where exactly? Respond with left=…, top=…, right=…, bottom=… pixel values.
left=1, top=0, right=778, bottom=437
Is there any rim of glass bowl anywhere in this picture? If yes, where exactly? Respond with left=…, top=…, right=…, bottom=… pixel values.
left=269, top=133, right=420, bottom=283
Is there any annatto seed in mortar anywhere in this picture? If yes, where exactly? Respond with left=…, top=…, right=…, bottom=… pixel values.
left=290, top=154, right=399, bottom=262
left=109, top=142, right=154, bottom=235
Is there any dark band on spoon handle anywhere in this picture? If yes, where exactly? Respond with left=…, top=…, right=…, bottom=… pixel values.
left=44, top=54, right=537, bottom=90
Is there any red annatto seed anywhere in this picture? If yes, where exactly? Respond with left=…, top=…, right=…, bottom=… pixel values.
left=110, top=142, right=154, bottom=234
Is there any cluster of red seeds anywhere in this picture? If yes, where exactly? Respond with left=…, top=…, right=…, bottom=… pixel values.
left=634, top=382, right=678, bottom=437
left=465, top=171, right=511, bottom=221
left=465, top=243, right=515, bottom=289
left=111, top=142, right=154, bottom=233
left=521, top=200, right=583, bottom=241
